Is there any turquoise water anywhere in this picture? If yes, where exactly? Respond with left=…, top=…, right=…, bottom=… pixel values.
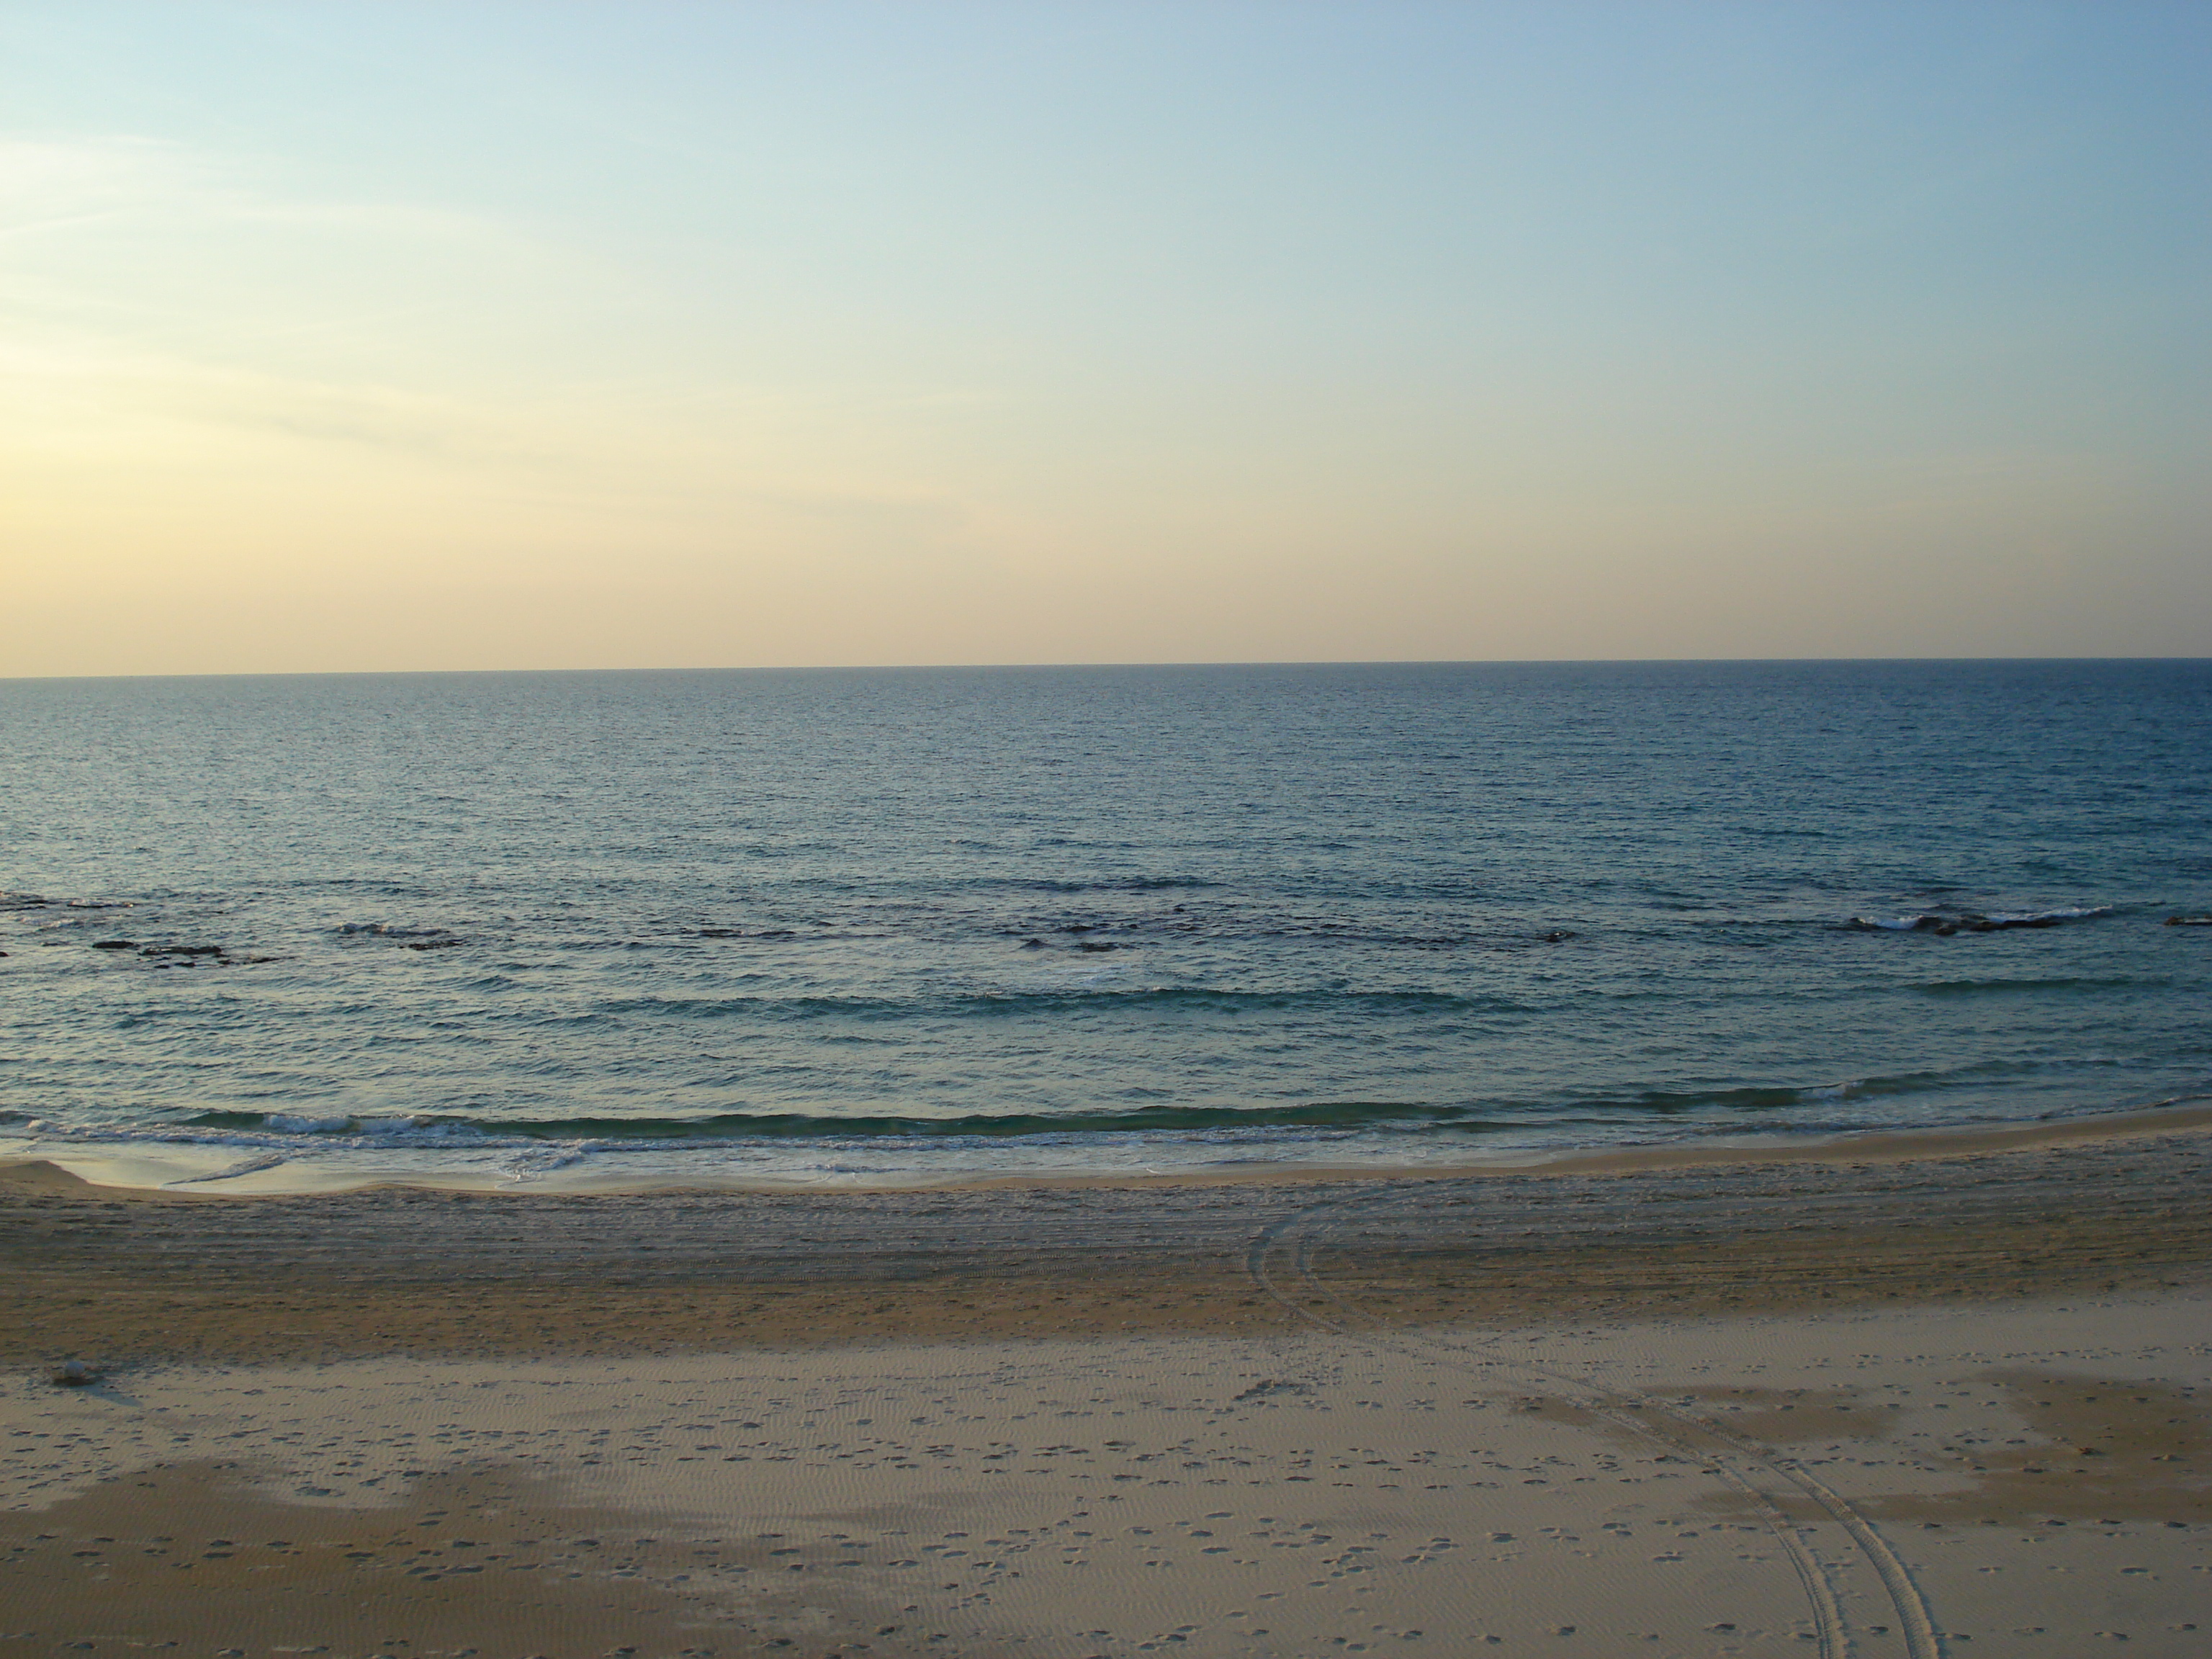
left=2, top=661, right=2207, bottom=1187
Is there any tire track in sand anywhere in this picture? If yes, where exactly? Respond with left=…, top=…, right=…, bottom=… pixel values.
left=1246, top=1194, right=1943, bottom=1659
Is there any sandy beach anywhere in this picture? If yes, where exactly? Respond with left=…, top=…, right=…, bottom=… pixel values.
left=6, top=1116, right=2210, bottom=1658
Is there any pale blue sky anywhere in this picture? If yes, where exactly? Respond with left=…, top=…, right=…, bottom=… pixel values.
left=5, top=2, right=2207, bottom=673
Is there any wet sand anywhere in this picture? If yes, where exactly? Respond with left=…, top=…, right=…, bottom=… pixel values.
left=5, top=1120, right=2211, bottom=1657
left=6, top=1115, right=2211, bottom=1364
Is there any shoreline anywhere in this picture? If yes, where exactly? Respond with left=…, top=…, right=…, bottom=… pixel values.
left=7, top=1117, right=2211, bottom=1368
left=9, top=1096, right=2212, bottom=1200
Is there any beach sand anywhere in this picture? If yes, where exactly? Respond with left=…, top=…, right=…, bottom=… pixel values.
left=4, top=1117, right=2210, bottom=1658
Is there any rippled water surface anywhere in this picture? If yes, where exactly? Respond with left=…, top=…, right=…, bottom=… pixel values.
left=2, top=661, right=2207, bottom=1187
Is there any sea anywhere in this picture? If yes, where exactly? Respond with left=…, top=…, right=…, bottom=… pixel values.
left=2, top=660, right=2207, bottom=1192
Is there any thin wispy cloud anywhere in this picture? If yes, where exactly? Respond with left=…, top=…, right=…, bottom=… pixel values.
left=3, top=2, right=2206, bottom=675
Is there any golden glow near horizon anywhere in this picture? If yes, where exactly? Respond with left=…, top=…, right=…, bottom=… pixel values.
left=4, top=3, right=2208, bottom=676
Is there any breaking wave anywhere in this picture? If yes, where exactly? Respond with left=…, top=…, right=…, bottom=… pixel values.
left=114, top=1063, right=2067, bottom=1146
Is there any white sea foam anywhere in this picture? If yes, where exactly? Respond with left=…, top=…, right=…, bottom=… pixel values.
left=165, top=1151, right=292, bottom=1184
left=1804, top=1080, right=1871, bottom=1102
left=260, top=1113, right=363, bottom=1135
left=14, top=1092, right=2206, bottom=1196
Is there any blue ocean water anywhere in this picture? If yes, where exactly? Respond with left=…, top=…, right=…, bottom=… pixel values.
left=2, top=661, right=2208, bottom=1189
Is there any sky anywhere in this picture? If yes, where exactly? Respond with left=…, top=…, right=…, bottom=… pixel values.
left=4, top=1, right=2208, bottom=675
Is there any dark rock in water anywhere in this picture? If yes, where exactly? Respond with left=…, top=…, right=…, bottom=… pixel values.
left=50, top=1359, right=97, bottom=1387
left=1853, top=905, right=2111, bottom=935
left=2166, top=914, right=2212, bottom=927
left=1541, top=930, right=1575, bottom=943
left=91, top=939, right=138, bottom=950
left=143, top=943, right=223, bottom=956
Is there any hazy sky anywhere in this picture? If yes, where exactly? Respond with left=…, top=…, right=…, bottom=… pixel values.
left=4, top=1, right=2208, bottom=675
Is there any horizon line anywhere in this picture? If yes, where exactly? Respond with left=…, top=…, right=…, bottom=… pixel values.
left=5, top=654, right=2208, bottom=685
